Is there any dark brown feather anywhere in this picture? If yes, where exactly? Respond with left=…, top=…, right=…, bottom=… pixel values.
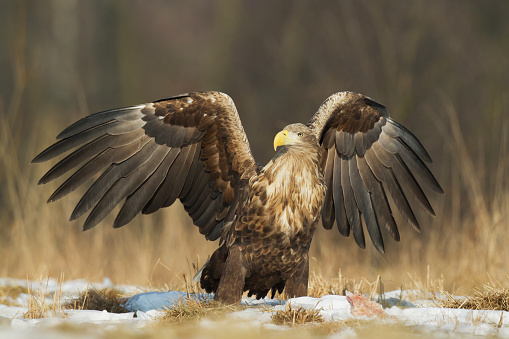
left=82, top=144, right=169, bottom=230
left=189, top=194, right=216, bottom=227
left=113, top=148, right=180, bottom=228
left=378, top=133, right=443, bottom=194
left=357, top=156, right=399, bottom=241
left=163, top=144, right=197, bottom=207
left=181, top=171, right=210, bottom=211
left=371, top=142, right=434, bottom=216
left=40, top=130, right=146, bottom=185
left=332, top=151, right=349, bottom=236
left=364, top=148, right=420, bottom=231
left=179, top=143, right=202, bottom=199
left=383, top=119, right=432, bottom=163
left=349, top=156, right=384, bottom=253
left=185, top=179, right=212, bottom=216
left=34, top=91, right=258, bottom=239
left=194, top=198, right=220, bottom=228
left=71, top=139, right=160, bottom=221
left=47, top=136, right=151, bottom=202
left=55, top=106, right=144, bottom=140
left=341, top=157, right=365, bottom=249
left=321, top=147, right=335, bottom=230
left=309, top=91, right=440, bottom=252
left=33, top=120, right=145, bottom=163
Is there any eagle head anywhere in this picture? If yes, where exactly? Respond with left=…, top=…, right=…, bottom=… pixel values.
left=273, top=123, right=318, bottom=151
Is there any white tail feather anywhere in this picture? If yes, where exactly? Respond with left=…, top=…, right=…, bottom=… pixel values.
left=192, top=259, right=210, bottom=283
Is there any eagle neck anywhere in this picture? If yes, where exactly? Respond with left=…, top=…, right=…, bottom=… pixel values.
left=254, top=145, right=325, bottom=236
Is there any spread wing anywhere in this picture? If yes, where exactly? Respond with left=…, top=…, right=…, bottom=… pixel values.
left=32, top=91, right=258, bottom=240
left=308, top=92, right=443, bottom=253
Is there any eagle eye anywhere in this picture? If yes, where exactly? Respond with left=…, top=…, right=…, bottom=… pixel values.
left=297, top=132, right=303, bottom=137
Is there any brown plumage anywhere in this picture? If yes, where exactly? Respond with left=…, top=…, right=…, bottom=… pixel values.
left=33, top=91, right=443, bottom=304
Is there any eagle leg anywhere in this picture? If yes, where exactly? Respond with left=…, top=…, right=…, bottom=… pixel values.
left=214, top=246, right=247, bottom=304
left=283, top=254, right=309, bottom=299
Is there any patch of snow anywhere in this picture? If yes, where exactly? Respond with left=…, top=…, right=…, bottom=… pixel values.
left=228, top=307, right=273, bottom=323
left=1, top=278, right=509, bottom=337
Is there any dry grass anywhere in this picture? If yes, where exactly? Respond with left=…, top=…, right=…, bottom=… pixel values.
left=308, top=271, right=386, bottom=299
left=159, top=296, right=244, bottom=324
left=271, top=303, right=324, bottom=326
left=270, top=305, right=386, bottom=336
left=64, top=288, right=130, bottom=313
left=22, top=275, right=66, bottom=319
left=441, top=284, right=509, bottom=311
left=21, top=276, right=130, bottom=318
left=308, top=270, right=367, bottom=297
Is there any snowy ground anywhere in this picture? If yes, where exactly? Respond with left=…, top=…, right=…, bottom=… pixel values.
left=1, top=277, right=509, bottom=338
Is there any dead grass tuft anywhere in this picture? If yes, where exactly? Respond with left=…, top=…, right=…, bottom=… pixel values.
left=404, top=266, right=446, bottom=296
left=441, top=285, right=509, bottom=311
left=271, top=303, right=324, bottom=326
left=22, top=275, right=66, bottom=319
left=307, top=270, right=381, bottom=298
left=64, top=287, right=130, bottom=313
left=159, top=296, right=244, bottom=324
left=271, top=305, right=379, bottom=335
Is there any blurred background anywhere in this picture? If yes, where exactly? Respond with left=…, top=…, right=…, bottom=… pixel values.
left=1, top=0, right=508, bottom=291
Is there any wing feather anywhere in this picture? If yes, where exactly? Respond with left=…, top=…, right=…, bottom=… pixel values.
left=371, top=142, right=435, bottom=216
left=349, top=156, right=383, bottom=253
left=39, top=129, right=146, bottom=185
left=83, top=144, right=170, bottom=230
left=33, top=120, right=145, bottom=163
left=55, top=106, right=144, bottom=140
left=357, top=156, right=399, bottom=241
left=187, top=187, right=213, bottom=217
left=113, top=148, right=180, bottom=228
left=365, top=148, right=420, bottom=231
left=194, top=198, right=220, bottom=227
left=179, top=143, right=202, bottom=199
left=378, top=132, right=443, bottom=193
left=332, top=150, right=349, bottom=236
left=341, top=157, right=364, bottom=248
left=47, top=135, right=151, bottom=202
left=321, top=147, right=335, bottom=230
left=163, top=144, right=197, bottom=207
left=33, top=92, right=258, bottom=238
left=182, top=172, right=211, bottom=213
left=384, top=119, right=432, bottom=163
left=336, top=131, right=355, bottom=157
left=73, top=139, right=160, bottom=223
left=309, top=91, right=442, bottom=252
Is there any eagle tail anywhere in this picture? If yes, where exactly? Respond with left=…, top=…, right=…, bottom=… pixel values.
left=192, top=258, right=209, bottom=283
left=198, top=245, right=228, bottom=293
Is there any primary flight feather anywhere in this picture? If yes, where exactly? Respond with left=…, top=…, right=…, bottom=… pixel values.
left=33, top=91, right=443, bottom=304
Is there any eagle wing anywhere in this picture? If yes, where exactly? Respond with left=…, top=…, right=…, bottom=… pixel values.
left=308, top=92, right=443, bottom=253
left=32, top=91, right=258, bottom=240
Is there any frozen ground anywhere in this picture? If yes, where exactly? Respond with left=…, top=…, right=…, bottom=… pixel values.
left=1, top=277, right=509, bottom=338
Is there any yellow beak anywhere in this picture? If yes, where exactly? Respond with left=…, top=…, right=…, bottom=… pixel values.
left=273, top=130, right=289, bottom=151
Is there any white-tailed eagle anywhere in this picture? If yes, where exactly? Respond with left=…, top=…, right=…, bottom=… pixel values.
left=33, top=91, right=443, bottom=304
